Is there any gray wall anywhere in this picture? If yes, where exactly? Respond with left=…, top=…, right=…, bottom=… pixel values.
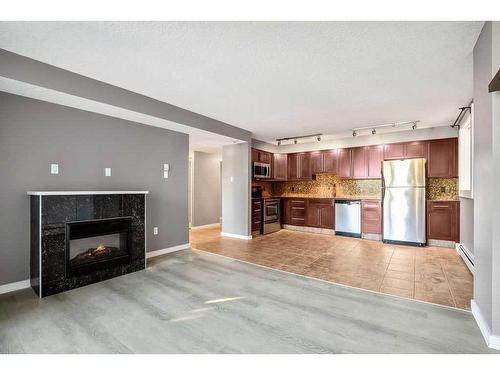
left=491, top=22, right=500, bottom=335
left=192, top=151, right=221, bottom=227
left=221, top=143, right=250, bottom=237
left=472, top=21, right=493, bottom=330
left=459, top=198, right=474, bottom=254
left=0, top=92, right=189, bottom=285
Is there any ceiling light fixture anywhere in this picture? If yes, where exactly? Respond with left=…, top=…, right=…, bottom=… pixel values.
left=275, top=134, right=322, bottom=145
left=351, top=120, right=419, bottom=137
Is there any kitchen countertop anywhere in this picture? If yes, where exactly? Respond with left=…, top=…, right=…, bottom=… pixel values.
left=254, top=195, right=381, bottom=200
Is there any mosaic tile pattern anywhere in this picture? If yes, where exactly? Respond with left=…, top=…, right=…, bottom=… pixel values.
left=272, top=174, right=381, bottom=198
left=427, top=178, right=459, bottom=201
left=252, top=175, right=457, bottom=200
left=273, top=174, right=338, bottom=198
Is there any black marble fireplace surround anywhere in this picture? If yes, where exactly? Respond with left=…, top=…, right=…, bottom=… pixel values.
left=29, top=192, right=147, bottom=297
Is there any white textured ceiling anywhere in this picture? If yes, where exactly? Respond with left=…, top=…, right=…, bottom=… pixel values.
left=0, top=21, right=483, bottom=142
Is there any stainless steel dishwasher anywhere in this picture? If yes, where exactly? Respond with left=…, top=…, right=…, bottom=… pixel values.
left=334, top=200, right=361, bottom=238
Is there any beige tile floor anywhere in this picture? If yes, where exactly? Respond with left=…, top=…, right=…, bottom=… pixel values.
left=190, top=226, right=473, bottom=309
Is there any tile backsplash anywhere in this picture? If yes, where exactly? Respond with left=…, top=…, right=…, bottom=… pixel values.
left=252, top=175, right=459, bottom=200
left=427, top=178, right=458, bottom=201
left=272, top=174, right=382, bottom=198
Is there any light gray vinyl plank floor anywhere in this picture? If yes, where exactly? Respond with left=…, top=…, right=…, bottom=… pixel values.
left=0, top=249, right=495, bottom=353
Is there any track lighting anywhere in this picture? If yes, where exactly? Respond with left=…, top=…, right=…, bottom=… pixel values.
left=275, top=133, right=323, bottom=145
left=352, top=130, right=357, bottom=137
left=372, top=129, right=376, bottom=135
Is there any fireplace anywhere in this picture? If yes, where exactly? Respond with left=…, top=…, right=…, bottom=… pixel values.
left=29, top=191, right=147, bottom=297
left=66, top=217, right=132, bottom=277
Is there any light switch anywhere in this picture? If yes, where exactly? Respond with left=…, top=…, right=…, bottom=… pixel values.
left=50, top=164, right=59, bottom=175
left=153, top=227, right=159, bottom=235
left=163, top=163, right=170, bottom=179
left=105, top=167, right=112, bottom=177
left=230, top=176, right=234, bottom=182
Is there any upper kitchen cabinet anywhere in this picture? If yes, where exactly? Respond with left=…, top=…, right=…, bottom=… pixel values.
left=273, top=153, right=288, bottom=180
left=405, top=141, right=428, bottom=159
left=310, top=150, right=325, bottom=174
left=287, top=152, right=311, bottom=180
left=351, top=147, right=368, bottom=179
left=298, top=152, right=312, bottom=179
left=367, top=145, right=384, bottom=178
left=383, top=143, right=406, bottom=160
left=251, top=148, right=272, bottom=164
left=337, top=148, right=352, bottom=178
left=323, top=149, right=338, bottom=173
left=427, top=138, right=458, bottom=178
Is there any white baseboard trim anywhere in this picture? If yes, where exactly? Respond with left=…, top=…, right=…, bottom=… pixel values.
left=0, top=279, right=31, bottom=295
left=455, top=243, right=474, bottom=274
left=221, top=232, right=252, bottom=240
left=471, top=299, right=500, bottom=351
left=146, top=243, right=190, bottom=259
left=190, top=222, right=220, bottom=230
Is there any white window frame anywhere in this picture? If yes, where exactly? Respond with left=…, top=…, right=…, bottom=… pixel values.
left=459, top=103, right=474, bottom=199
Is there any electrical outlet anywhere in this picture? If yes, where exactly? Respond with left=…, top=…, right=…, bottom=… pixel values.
left=105, top=167, right=112, bottom=177
left=50, top=163, right=59, bottom=175
left=153, top=227, right=158, bottom=235
left=441, top=186, right=446, bottom=193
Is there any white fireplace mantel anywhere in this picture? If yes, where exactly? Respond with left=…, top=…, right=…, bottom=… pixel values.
left=27, top=191, right=149, bottom=196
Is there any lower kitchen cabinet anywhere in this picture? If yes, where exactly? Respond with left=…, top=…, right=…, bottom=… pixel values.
left=361, top=199, right=381, bottom=234
left=427, top=201, right=459, bottom=242
left=307, top=199, right=334, bottom=229
left=282, top=198, right=307, bottom=226
left=251, top=199, right=262, bottom=232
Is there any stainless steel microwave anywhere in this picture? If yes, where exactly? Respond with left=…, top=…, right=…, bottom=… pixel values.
left=253, top=162, right=271, bottom=178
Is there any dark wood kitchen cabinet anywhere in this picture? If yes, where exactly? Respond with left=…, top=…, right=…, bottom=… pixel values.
left=307, top=199, right=334, bottom=229
left=251, top=199, right=262, bottom=233
left=252, top=148, right=272, bottom=164
left=362, top=199, right=382, bottom=234
left=427, top=138, right=458, bottom=178
left=283, top=198, right=307, bottom=226
left=427, top=200, right=459, bottom=242
left=384, top=143, right=406, bottom=160
left=323, top=149, right=338, bottom=173
left=337, top=148, right=353, bottom=178
left=367, top=145, right=384, bottom=178
left=273, top=153, right=288, bottom=180
left=310, top=151, right=325, bottom=174
left=287, top=152, right=311, bottom=180
left=351, top=147, right=368, bottom=179
left=405, top=141, right=428, bottom=159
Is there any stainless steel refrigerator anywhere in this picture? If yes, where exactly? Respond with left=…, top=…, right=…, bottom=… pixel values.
left=382, top=158, right=426, bottom=246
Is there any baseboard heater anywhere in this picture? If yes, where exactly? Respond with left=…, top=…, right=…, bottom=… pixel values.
left=457, top=243, right=474, bottom=274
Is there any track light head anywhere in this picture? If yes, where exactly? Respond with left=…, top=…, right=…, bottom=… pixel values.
left=317, top=136, right=321, bottom=142
left=352, top=130, right=357, bottom=137
left=277, top=140, right=281, bottom=146
left=294, top=139, right=298, bottom=144
left=372, top=129, right=376, bottom=135
left=412, top=122, right=417, bottom=130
